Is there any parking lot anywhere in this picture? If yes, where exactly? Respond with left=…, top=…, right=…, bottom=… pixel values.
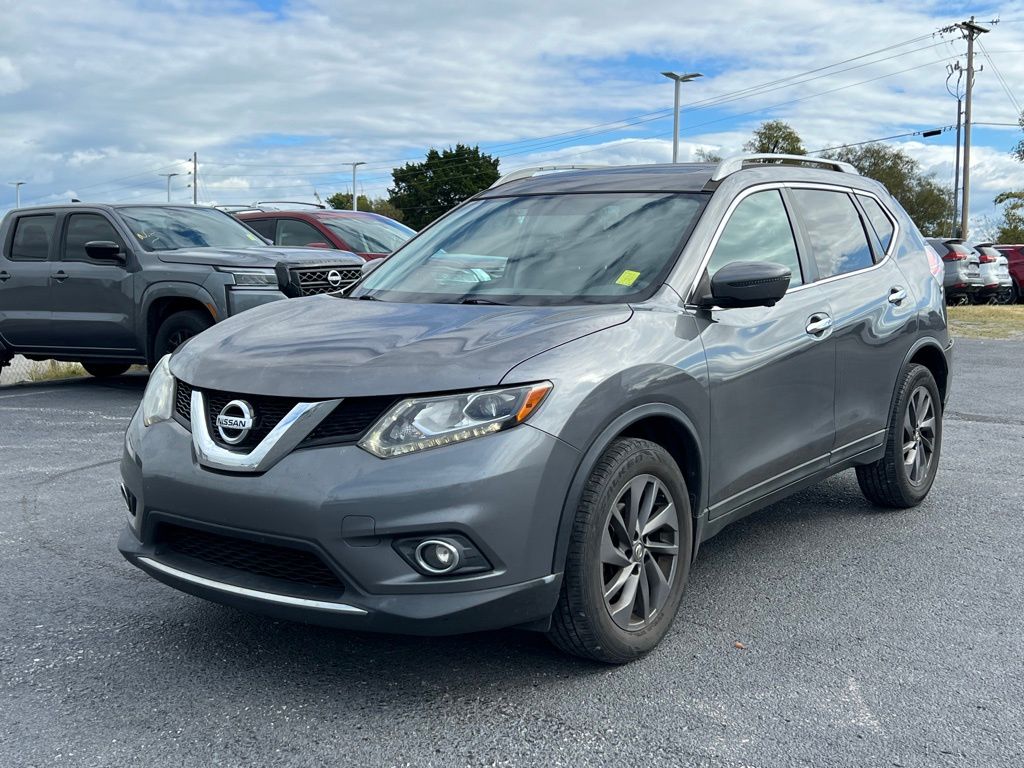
left=0, top=337, right=1021, bottom=767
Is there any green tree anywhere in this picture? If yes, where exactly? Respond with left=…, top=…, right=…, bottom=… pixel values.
left=388, top=144, right=500, bottom=230
left=694, top=148, right=723, bottom=163
left=822, top=143, right=953, bottom=237
left=743, top=120, right=806, bottom=155
left=325, top=193, right=406, bottom=223
left=994, top=191, right=1024, bottom=242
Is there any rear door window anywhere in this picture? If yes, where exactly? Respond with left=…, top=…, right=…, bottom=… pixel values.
left=244, top=218, right=277, bottom=240
left=63, top=213, right=125, bottom=262
left=706, top=190, right=803, bottom=287
left=857, top=196, right=895, bottom=253
left=276, top=218, right=326, bottom=247
left=791, top=189, right=875, bottom=279
left=9, top=214, right=57, bottom=261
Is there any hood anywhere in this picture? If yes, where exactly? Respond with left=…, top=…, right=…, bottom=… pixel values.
left=156, top=246, right=364, bottom=268
left=170, top=296, right=632, bottom=398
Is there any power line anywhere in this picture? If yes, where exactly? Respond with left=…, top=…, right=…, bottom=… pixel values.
left=976, top=39, right=1022, bottom=115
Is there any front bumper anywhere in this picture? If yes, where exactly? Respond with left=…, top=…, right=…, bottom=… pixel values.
left=119, top=412, right=578, bottom=635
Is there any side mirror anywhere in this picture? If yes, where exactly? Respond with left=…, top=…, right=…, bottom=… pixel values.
left=84, top=241, right=126, bottom=264
left=360, top=258, right=384, bottom=277
left=700, top=261, right=791, bottom=309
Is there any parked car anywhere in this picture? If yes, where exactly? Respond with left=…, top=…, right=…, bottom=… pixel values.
left=0, top=204, right=363, bottom=378
left=236, top=209, right=414, bottom=261
left=926, top=237, right=983, bottom=305
left=972, top=243, right=1013, bottom=304
left=994, top=244, right=1024, bottom=303
left=120, top=156, right=951, bottom=664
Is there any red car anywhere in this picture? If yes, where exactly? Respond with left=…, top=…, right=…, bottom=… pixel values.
left=994, top=245, right=1024, bottom=303
left=237, top=209, right=415, bottom=261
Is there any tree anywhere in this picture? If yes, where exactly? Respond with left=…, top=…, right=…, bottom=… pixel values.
left=694, top=148, right=723, bottom=163
left=325, top=192, right=406, bottom=222
left=994, top=191, right=1024, bottom=242
left=1013, top=111, right=1024, bottom=163
left=388, top=144, right=500, bottom=230
left=743, top=120, right=806, bottom=155
left=822, top=143, right=953, bottom=237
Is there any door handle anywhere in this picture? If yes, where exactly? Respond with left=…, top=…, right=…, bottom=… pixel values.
left=805, top=314, right=833, bottom=336
left=888, top=286, right=907, bottom=304
left=0, top=270, right=9, bottom=282
left=53, top=270, right=69, bottom=283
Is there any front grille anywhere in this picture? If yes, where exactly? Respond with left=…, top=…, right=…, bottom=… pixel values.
left=173, top=379, right=392, bottom=449
left=158, top=523, right=343, bottom=589
left=291, top=266, right=361, bottom=296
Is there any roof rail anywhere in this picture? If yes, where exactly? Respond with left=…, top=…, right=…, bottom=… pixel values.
left=489, top=165, right=606, bottom=189
left=710, top=154, right=859, bottom=181
left=253, top=200, right=326, bottom=210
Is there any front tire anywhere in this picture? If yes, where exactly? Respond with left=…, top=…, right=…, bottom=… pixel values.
left=82, top=362, right=131, bottom=378
left=548, top=438, right=693, bottom=664
left=152, top=309, right=212, bottom=363
left=856, top=364, right=942, bottom=509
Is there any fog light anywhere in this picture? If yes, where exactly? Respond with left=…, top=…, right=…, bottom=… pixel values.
left=414, top=539, right=461, bottom=575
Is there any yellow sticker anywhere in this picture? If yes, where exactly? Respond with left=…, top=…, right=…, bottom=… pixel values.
left=616, top=270, right=641, bottom=287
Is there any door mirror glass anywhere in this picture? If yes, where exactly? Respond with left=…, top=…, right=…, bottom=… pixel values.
left=702, top=261, right=791, bottom=309
left=84, top=240, right=125, bottom=264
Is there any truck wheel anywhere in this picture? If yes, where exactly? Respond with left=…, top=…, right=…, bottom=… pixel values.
left=152, top=310, right=212, bottom=363
left=82, top=363, right=131, bottom=378
left=856, top=364, right=942, bottom=509
left=547, top=438, right=693, bottom=664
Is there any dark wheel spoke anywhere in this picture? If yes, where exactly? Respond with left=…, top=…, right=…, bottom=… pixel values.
left=601, top=527, right=631, bottom=568
left=608, top=571, right=641, bottom=625
left=604, top=565, right=633, bottom=601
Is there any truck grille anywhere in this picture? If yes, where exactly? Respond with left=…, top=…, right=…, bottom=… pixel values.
left=291, top=266, right=362, bottom=296
left=158, top=523, right=343, bottom=589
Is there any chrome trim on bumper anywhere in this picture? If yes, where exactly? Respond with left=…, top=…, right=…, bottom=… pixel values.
left=190, top=389, right=341, bottom=472
left=136, top=556, right=368, bottom=615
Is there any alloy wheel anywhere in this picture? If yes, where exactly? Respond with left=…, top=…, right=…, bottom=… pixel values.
left=903, top=386, right=936, bottom=486
left=167, top=329, right=193, bottom=352
left=601, top=474, right=679, bottom=631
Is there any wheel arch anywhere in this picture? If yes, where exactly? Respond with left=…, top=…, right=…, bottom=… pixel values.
left=551, top=403, right=707, bottom=575
left=902, top=337, right=950, bottom=406
left=141, top=285, right=217, bottom=365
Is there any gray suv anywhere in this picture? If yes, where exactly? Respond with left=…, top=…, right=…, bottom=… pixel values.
left=119, top=156, right=952, bottom=663
left=0, top=204, right=363, bottom=377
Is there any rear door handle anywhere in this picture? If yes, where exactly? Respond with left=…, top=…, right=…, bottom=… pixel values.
left=888, top=287, right=907, bottom=304
left=52, top=270, right=69, bottom=283
left=0, top=270, right=10, bottom=283
left=805, top=314, right=833, bottom=336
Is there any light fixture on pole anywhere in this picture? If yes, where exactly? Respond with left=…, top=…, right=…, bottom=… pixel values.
left=8, top=181, right=26, bottom=208
left=661, top=72, right=702, bottom=163
left=346, top=162, right=366, bottom=210
left=159, top=173, right=181, bottom=202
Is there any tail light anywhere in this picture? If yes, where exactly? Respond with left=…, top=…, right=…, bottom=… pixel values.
left=941, top=250, right=965, bottom=262
left=925, top=244, right=943, bottom=282
left=978, top=252, right=996, bottom=263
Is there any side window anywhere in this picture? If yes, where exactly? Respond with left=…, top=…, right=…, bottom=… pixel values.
left=706, top=190, right=803, bottom=287
left=858, top=195, right=895, bottom=253
left=276, top=218, right=325, bottom=247
left=244, top=218, right=277, bottom=240
left=791, top=189, right=874, bottom=278
left=9, top=214, right=56, bottom=261
left=63, top=214, right=125, bottom=262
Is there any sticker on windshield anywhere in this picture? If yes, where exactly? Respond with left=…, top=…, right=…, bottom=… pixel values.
left=615, top=270, right=641, bottom=287
left=246, top=232, right=258, bottom=241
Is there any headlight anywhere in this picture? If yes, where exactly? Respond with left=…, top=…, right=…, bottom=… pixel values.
left=142, top=354, right=175, bottom=427
left=359, top=382, right=552, bottom=458
left=220, top=268, right=279, bottom=287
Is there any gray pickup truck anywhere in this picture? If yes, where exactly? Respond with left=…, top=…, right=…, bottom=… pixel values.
left=0, top=204, right=364, bottom=377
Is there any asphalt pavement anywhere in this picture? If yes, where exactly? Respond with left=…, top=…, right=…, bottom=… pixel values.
left=1, top=338, right=1022, bottom=767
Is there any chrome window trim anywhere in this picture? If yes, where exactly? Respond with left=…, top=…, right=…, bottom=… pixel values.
left=685, top=181, right=900, bottom=305
left=137, top=556, right=367, bottom=615
left=190, top=389, right=341, bottom=473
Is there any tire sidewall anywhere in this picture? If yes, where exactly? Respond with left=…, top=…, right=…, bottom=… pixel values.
left=153, top=310, right=212, bottom=362
left=892, top=366, right=942, bottom=504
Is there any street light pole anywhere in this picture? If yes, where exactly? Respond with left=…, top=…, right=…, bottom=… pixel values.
left=8, top=181, right=25, bottom=208
left=159, top=173, right=180, bottom=202
left=661, top=72, right=702, bottom=163
left=346, top=162, right=366, bottom=210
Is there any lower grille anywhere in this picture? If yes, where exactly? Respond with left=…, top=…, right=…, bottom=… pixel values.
left=158, top=523, right=343, bottom=589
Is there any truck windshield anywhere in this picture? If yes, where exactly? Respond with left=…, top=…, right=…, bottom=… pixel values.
left=118, top=207, right=266, bottom=251
left=349, top=192, right=707, bottom=305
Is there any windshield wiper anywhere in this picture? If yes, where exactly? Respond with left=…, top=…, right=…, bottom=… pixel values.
left=456, top=297, right=507, bottom=305
left=353, top=293, right=380, bottom=301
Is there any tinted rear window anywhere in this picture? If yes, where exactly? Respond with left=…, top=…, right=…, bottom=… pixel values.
left=9, top=214, right=56, bottom=261
left=791, top=189, right=874, bottom=279
left=858, top=196, right=895, bottom=252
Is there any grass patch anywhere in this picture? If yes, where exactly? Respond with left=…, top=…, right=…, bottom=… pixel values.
left=947, top=304, right=1024, bottom=340
left=27, top=361, right=87, bottom=382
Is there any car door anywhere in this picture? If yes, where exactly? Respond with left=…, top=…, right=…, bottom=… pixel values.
left=787, top=187, right=918, bottom=462
left=693, top=187, right=836, bottom=518
left=0, top=212, right=58, bottom=349
left=48, top=211, right=139, bottom=354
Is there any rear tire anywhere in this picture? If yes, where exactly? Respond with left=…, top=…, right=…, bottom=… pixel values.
left=547, top=438, right=693, bottom=664
left=856, top=364, right=942, bottom=509
left=152, top=309, right=212, bottom=363
left=82, top=363, right=131, bottom=378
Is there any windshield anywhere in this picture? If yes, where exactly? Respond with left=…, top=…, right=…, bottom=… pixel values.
left=322, top=216, right=415, bottom=253
left=350, top=192, right=706, bottom=305
left=117, top=206, right=266, bottom=251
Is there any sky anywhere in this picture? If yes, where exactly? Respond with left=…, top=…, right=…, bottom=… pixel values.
left=2, top=0, right=1024, bottom=238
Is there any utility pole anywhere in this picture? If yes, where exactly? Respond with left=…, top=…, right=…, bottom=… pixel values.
left=192, top=152, right=198, bottom=205
left=954, top=16, right=989, bottom=240
left=346, top=162, right=366, bottom=210
left=946, top=62, right=965, bottom=237
left=8, top=181, right=25, bottom=208
left=159, top=172, right=180, bottom=202
left=661, top=72, right=702, bottom=163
